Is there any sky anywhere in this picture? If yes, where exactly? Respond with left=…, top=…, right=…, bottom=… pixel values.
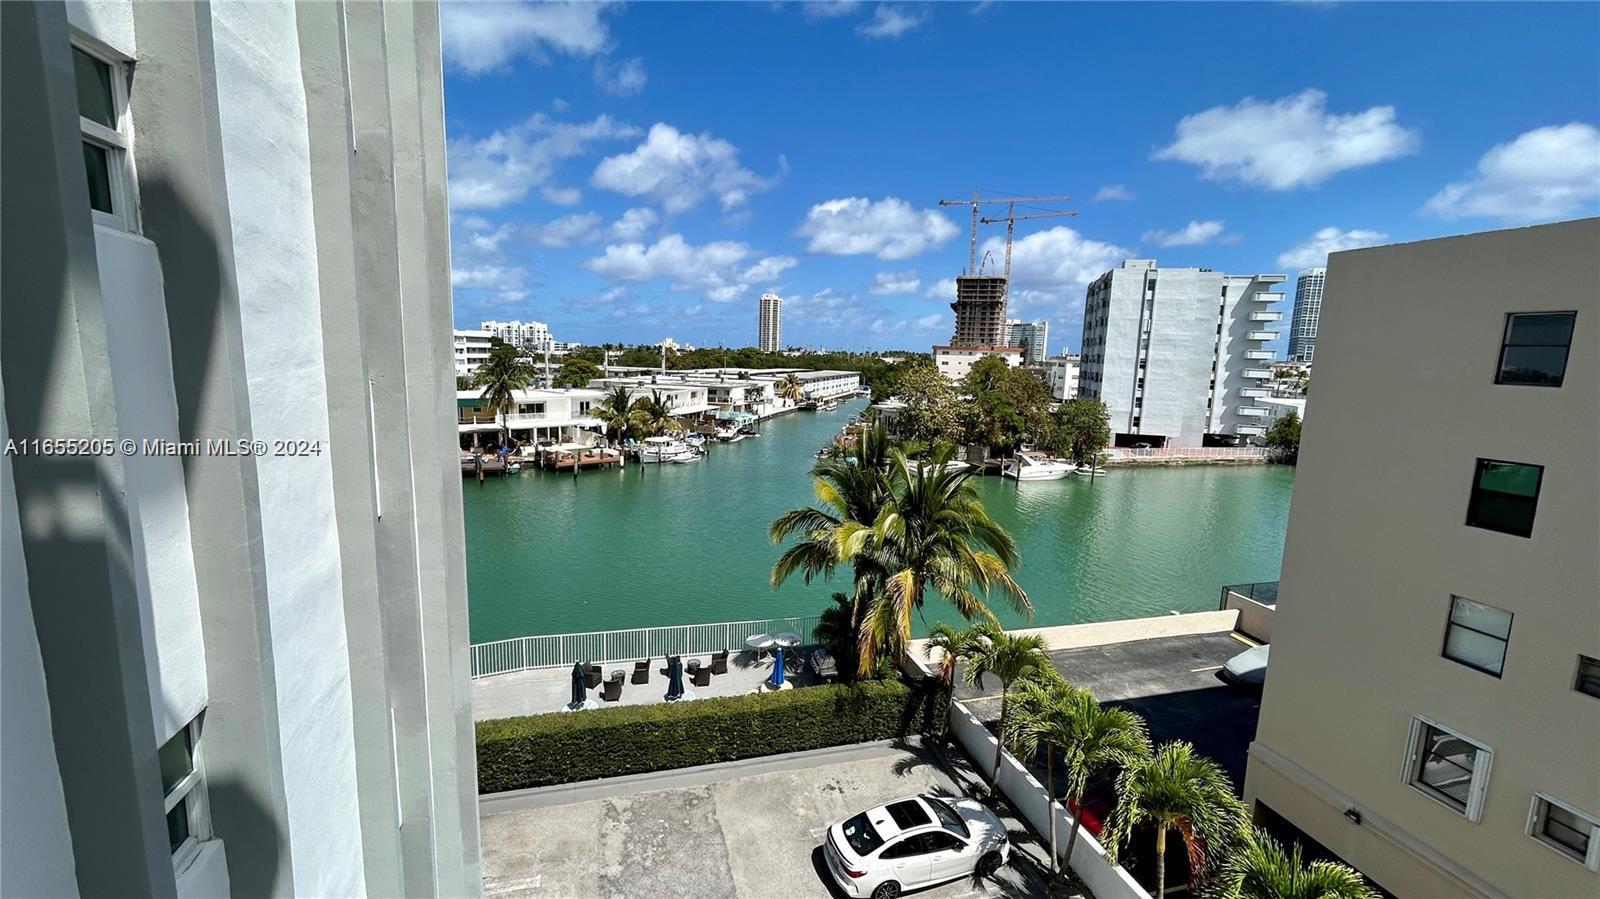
left=439, top=1, right=1600, bottom=354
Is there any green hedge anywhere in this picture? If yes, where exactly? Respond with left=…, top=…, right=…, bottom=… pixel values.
left=476, top=676, right=949, bottom=793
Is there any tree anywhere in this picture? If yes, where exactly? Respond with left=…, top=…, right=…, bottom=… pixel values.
left=776, top=373, right=806, bottom=405
left=923, top=621, right=979, bottom=686
left=1010, top=681, right=1150, bottom=879
left=455, top=374, right=470, bottom=390
left=963, top=622, right=1051, bottom=789
left=1051, top=397, right=1112, bottom=463
left=552, top=357, right=603, bottom=389
left=895, top=364, right=966, bottom=443
left=1210, top=829, right=1376, bottom=899
left=471, top=341, right=535, bottom=445
left=632, top=390, right=684, bottom=437
left=1265, top=410, right=1301, bottom=464
left=811, top=592, right=863, bottom=680
left=591, top=386, right=639, bottom=446
left=1107, top=741, right=1247, bottom=899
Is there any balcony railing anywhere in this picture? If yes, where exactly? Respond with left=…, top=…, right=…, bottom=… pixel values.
left=1236, top=406, right=1270, bottom=417
left=1246, top=330, right=1278, bottom=341
left=1244, top=350, right=1276, bottom=360
left=1251, top=292, right=1285, bottom=302
left=1239, top=387, right=1271, bottom=398
left=1220, top=581, right=1279, bottom=607
left=1249, top=311, right=1282, bottom=322
left=470, top=614, right=822, bottom=677
left=1243, top=369, right=1273, bottom=379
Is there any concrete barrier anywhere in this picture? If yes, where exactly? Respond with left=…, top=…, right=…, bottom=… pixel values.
left=1223, top=591, right=1275, bottom=643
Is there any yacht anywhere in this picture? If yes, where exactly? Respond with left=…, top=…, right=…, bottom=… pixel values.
left=1076, top=463, right=1108, bottom=476
left=1001, top=452, right=1076, bottom=481
left=637, top=436, right=698, bottom=463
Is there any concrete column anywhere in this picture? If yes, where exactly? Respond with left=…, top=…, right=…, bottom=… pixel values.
left=0, top=3, right=176, bottom=894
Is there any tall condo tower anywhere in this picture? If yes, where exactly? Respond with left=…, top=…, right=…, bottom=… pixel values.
left=758, top=292, right=783, bottom=351
left=1288, top=267, right=1326, bottom=363
left=950, top=276, right=1009, bottom=345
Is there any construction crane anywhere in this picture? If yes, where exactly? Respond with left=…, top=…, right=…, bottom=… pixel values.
left=938, top=190, right=1073, bottom=275
left=979, top=204, right=1078, bottom=282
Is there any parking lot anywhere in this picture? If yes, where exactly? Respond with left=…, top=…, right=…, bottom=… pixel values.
left=479, top=740, right=1082, bottom=898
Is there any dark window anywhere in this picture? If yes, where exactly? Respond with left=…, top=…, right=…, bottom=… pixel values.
left=72, top=48, right=116, bottom=127
left=1413, top=724, right=1479, bottom=812
left=1496, top=312, right=1576, bottom=387
left=925, top=832, right=966, bottom=852
left=1534, top=797, right=1597, bottom=863
left=879, top=835, right=929, bottom=859
left=885, top=800, right=931, bottom=830
left=1441, top=596, right=1512, bottom=676
left=923, top=797, right=970, bottom=839
left=166, top=804, right=190, bottom=853
left=1465, top=459, right=1542, bottom=537
left=840, top=813, right=884, bottom=857
left=82, top=142, right=114, bottom=213
left=1575, top=655, right=1600, bottom=700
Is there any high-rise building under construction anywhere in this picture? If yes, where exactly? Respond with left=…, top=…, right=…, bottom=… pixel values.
left=949, top=276, right=1009, bottom=346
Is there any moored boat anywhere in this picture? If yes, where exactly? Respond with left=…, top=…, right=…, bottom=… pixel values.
left=1001, top=451, right=1076, bottom=481
left=637, top=435, right=698, bottom=463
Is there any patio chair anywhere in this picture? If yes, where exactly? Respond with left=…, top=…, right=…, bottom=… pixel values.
left=687, top=658, right=710, bottom=688
left=631, top=658, right=651, bottom=685
left=584, top=663, right=603, bottom=689
left=811, top=649, right=838, bottom=682
left=710, top=649, right=729, bottom=675
left=601, top=670, right=624, bottom=702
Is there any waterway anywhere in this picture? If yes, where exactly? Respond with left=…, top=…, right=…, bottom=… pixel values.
left=463, top=398, right=1294, bottom=644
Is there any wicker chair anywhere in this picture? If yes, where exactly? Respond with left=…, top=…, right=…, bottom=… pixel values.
left=600, top=670, right=624, bottom=702
left=710, top=650, right=730, bottom=675
left=631, top=658, right=651, bottom=685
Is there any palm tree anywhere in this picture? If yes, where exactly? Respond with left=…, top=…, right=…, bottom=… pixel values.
left=592, top=386, right=639, bottom=446
left=472, top=343, right=534, bottom=446
left=923, top=622, right=978, bottom=686
left=1211, top=829, right=1376, bottom=899
left=1106, top=741, right=1247, bottom=899
left=963, top=622, right=1050, bottom=789
left=811, top=592, right=859, bottom=679
left=776, top=373, right=806, bottom=405
left=634, top=390, right=685, bottom=437
left=1010, top=681, right=1150, bottom=879
left=853, top=443, right=1032, bottom=671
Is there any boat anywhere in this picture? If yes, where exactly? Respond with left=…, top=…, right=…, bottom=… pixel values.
left=940, top=460, right=970, bottom=474
left=636, top=435, right=698, bottom=463
left=820, top=399, right=840, bottom=412
left=672, top=449, right=706, bottom=463
left=685, top=433, right=709, bottom=448
left=1076, top=464, right=1108, bottom=476
left=1001, top=451, right=1076, bottom=481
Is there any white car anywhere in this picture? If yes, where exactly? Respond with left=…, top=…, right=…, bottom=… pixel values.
left=822, top=794, right=1010, bottom=898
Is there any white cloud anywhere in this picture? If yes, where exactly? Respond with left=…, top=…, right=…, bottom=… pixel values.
left=857, top=4, right=925, bottom=38
left=1142, top=219, right=1237, bottom=247
left=581, top=234, right=797, bottom=302
left=797, top=197, right=958, bottom=260
left=868, top=270, right=922, bottom=295
left=592, top=123, right=782, bottom=213
left=540, top=185, right=582, bottom=205
left=1422, top=123, right=1600, bottom=222
left=523, top=212, right=602, bottom=247
left=448, top=114, right=638, bottom=211
left=609, top=207, right=659, bottom=241
left=913, top=313, right=945, bottom=330
left=787, top=289, right=866, bottom=330
left=1094, top=184, right=1134, bottom=202
left=1275, top=226, right=1388, bottom=270
left=979, top=226, right=1130, bottom=301
left=1154, top=89, right=1420, bottom=190
left=440, top=1, right=614, bottom=75
left=802, top=1, right=863, bottom=20
left=594, top=56, right=647, bottom=96
left=924, top=277, right=956, bottom=299
left=451, top=264, right=522, bottom=289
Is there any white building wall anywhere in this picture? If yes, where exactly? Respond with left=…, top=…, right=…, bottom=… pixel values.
left=210, top=3, right=365, bottom=894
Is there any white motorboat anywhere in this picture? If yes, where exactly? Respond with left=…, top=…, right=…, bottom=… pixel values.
left=637, top=436, right=698, bottom=463
left=1076, top=464, right=1108, bottom=476
left=940, top=460, right=970, bottom=474
left=1001, top=452, right=1076, bottom=481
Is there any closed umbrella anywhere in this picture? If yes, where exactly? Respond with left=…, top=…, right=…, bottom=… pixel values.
left=665, top=656, right=684, bottom=701
left=767, top=647, right=785, bottom=688
left=568, top=661, right=586, bottom=709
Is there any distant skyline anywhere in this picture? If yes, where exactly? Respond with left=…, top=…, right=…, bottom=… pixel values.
left=441, top=1, right=1600, bottom=352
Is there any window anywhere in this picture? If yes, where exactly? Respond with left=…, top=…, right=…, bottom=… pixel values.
left=1404, top=718, right=1492, bottom=821
left=1441, top=596, right=1512, bottom=676
left=879, top=836, right=928, bottom=859
left=1496, top=312, right=1576, bottom=387
left=885, top=800, right=931, bottom=830
left=517, top=402, right=546, bottom=416
left=1528, top=795, right=1600, bottom=869
left=840, top=813, right=884, bottom=857
left=924, top=796, right=970, bottom=839
left=1575, top=655, right=1600, bottom=700
left=72, top=43, right=135, bottom=229
left=161, top=716, right=210, bottom=871
left=1465, top=459, right=1543, bottom=538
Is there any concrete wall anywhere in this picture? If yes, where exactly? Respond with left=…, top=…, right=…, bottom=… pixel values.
left=1247, top=219, right=1600, bottom=899
left=1223, top=592, right=1275, bottom=644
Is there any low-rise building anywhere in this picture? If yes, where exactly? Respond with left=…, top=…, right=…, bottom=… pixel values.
left=1006, top=319, right=1051, bottom=365
left=933, top=344, right=1024, bottom=381
left=454, top=328, right=494, bottom=377
left=457, top=389, right=607, bottom=447
left=1043, top=353, right=1081, bottom=401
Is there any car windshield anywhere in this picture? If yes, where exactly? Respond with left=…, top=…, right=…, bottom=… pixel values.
left=840, top=813, right=884, bottom=857
left=923, top=796, right=970, bottom=839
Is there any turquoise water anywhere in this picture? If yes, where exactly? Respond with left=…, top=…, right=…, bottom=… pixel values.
left=463, top=398, right=1295, bottom=643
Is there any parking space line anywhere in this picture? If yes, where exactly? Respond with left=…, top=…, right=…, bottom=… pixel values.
left=1230, top=633, right=1260, bottom=647
left=1190, top=665, right=1223, bottom=673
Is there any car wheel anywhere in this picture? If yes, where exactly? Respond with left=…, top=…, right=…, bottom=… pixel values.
left=977, top=851, right=1004, bottom=878
left=871, top=881, right=901, bottom=899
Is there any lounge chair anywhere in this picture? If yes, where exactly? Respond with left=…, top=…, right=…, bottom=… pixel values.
left=585, top=663, right=603, bottom=689
left=631, top=658, right=651, bottom=685
left=811, top=649, right=839, bottom=682
left=687, top=658, right=710, bottom=688
left=710, top=650, right=729, bottom=675
left=601, top=670, right=624, bottom=702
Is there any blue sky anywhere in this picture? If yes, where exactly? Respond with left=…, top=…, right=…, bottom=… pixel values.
left=440, top=1, right=1600, bottom=353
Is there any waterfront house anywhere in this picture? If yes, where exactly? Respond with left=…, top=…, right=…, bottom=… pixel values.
left=458, top=388, right=607, bottom=448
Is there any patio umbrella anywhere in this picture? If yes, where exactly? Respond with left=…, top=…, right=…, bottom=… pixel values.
left=665, top=656, right=685, bottom=701
left=568, top=662, right=586, bottom=708
left=767, top=647, right=785, bottom=688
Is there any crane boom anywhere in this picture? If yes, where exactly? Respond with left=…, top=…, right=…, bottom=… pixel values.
left=938, top=191, right=1075, bottom=274
left=977, top=204, right=1078, bottom=282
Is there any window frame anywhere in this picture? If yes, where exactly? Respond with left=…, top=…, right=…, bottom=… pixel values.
left=1575, top=654, right=1600, bottom=701
left=1464, top=458, right=1544, bottom=538
left=161, top=715, right=212, bottom=874
left=1439, top=595, right=1513, bottom=678
left=1494, top=311, right=1577, bottom=388
left=1401, top=716, right=1493, bottom=823
left=1526, top=794, right=1600, bottom=870
left=70, top=35, right=139, bottom=232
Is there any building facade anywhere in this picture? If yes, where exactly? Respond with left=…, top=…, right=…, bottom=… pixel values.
left=1288, top=267, right=1326, bottom=364
left=454, top=328, right=494, bottom=377
left=949, top=276, right=1009, bottom=346
left=1043, top=354, right=1081, bottom=401
left=480, top=319, right=553, bottom=352
left=1246, top=219, right=1599, bottom=899
left=2, top=3, right=479, bottom=896
left=1005, top=319, right=1050, bottom=365
left=758, top=292, right=782, bottom=352
left=933, top=344, right=1024, bottom=381
left=1078, top=259, right=1285, bottom=447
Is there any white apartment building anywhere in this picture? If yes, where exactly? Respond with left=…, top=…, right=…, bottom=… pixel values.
left=454, top=328, right=494, bottom=377
left=481, top=318, right=553, bottom=351
left=1005, top=319, right=1051, bottom=365
left=934, top=344, right=1025, bottom=381
left=1246, top=219, right=1599, bottom=899
left=1288, top=267, right=1326, bottom=364
left=458, top=388, right=605, bottom=446
left=1078, top=259, right=1286, bottom=447
left=2, top=4, right=478, bottom=897
left=758, top=292, right=783, bottom=352
left=1044, top=354, right=1081, bottom=401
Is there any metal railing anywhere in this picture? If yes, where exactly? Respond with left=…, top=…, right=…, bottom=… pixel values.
left=1220, top=581, right=1279, bottom=607
left=469, top=615, right=822, bottom=678
left=1111, top=446, right=1271, bottom=459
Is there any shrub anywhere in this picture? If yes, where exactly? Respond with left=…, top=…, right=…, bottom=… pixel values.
left=476, top=676, right=948, bottom=793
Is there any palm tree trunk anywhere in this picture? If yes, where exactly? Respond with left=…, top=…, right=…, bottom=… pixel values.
left=1062, top=789, right=1083, bottom=877
left=1155, top=826, right=1167, bottom=899
left=1045, top=749, right=1058, bottom=877
left=990, top=686, right=1008, bottom=788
